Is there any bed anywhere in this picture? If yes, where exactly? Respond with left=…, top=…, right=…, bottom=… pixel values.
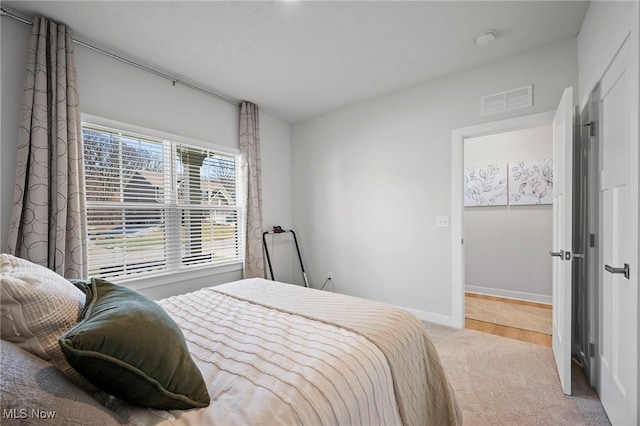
left=0, top=253, right=461, bottom=425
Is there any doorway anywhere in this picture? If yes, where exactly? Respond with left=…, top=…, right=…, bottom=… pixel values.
left=451, top=101, right=575, bottom=395
left=463, top=126, right=554, bottom=345
left=451, top=111, right=555, bottom=329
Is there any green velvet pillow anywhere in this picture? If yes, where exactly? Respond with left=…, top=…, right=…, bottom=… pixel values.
left=59, top=278, right=210, bottom=410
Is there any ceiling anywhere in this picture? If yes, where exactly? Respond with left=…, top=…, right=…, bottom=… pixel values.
left=3, top=1, right=589, bottom=123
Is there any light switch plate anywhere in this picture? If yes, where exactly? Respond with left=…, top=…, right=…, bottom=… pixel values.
left=436, top=216, right=450, bottom=228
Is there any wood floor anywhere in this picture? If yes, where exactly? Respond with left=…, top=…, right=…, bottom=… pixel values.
left=465, top=293, right=552, bottom=347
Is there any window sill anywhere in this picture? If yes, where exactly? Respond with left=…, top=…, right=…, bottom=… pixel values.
left=110, top=261, right=243, bottom=292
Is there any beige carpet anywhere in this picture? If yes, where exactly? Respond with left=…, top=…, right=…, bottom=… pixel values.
left=466, top=296, right=552, bottom=334
left=425, top=322, right=610, bottom=426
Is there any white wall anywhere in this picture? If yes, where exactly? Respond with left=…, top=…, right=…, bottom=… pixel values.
left=260, top=113, right=297, bottom=284
left=464, top=125, right=553, bottom=304
left=577, top=1, right=639, bottom=110
left=0, top=17, right=294, bottom=299
left=292, top=38, right=579, bottom=324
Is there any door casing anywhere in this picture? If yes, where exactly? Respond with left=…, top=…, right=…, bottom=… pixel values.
left=451, top=111, right=555, bottom=328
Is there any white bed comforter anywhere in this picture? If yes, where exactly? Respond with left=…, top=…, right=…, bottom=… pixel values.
left=120, top=279, right=460, bottom=426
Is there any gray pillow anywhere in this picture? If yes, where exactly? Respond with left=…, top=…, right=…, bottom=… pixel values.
left=59, top=278, right=210, bottom=410
left=1, top=339, right=125, bottom=425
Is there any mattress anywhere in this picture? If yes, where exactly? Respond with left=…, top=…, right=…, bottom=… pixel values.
left=119, top=278, right=461, bottom=426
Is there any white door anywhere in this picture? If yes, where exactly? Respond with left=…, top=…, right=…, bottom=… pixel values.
left=597, top=38, right=638, bottom=426
left=551, top=87, right=573, bottom=395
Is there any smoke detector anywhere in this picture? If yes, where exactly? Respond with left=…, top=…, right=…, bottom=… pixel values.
left=475, top=30, right=496, bottom=46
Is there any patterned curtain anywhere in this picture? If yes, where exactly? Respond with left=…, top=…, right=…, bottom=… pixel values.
left=239, top=101, right=265, bottom=278
left=7, top=17, right=87, bottom=278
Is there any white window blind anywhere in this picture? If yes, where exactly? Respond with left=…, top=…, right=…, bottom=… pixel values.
left=83, top=123, right=243, bottom=280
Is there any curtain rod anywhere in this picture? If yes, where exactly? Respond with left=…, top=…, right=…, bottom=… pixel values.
left=1, top=8, right=241, bottom=107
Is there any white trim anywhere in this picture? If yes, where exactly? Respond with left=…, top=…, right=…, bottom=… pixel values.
left=465, top=285, right=552, bottom=305
left=396, top=305, right=455, bottom=327
left=578, top=1, right=635, bottom=111
left=116, top=261, right=243, bottom=291
left=451, top=111, right=555, bottom=329
left=580, top=30, right=632, bottom=110
left=80, top=113, right=244, bottom=289
left=81, top=113, right=239, bottom=155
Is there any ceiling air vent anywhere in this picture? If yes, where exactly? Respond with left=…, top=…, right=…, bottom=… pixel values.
left=481, top=85, right=533, bottom=116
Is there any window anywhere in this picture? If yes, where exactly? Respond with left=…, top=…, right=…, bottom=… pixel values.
left=82, top=121, right=243, bottom=281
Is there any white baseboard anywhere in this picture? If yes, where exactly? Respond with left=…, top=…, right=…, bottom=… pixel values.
left=465, top=285, right=552, bottom=305
left=396, top=305, right=458, bottom=328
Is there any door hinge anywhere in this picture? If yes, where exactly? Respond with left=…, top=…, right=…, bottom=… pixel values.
left=583, top=121, right=595, bottom=137
left=589, top=234, right=596, bottom=248
left=589, top=343, right=595, bottom=358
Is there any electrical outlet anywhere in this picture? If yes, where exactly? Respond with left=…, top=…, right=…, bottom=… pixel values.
left=327, top=272, right=333, bottom=279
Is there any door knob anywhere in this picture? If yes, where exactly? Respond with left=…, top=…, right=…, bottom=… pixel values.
left=550, top=250, right=564, bottom=258
left=604, top=263, right=630, bottom=279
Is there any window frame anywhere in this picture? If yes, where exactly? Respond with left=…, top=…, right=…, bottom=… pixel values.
left=81, top=114, right=243, bottom=289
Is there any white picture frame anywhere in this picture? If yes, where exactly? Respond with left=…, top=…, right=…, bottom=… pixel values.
left=464, top=163, right=508, bottom=206
left=508, top=159, right=553, bottom=205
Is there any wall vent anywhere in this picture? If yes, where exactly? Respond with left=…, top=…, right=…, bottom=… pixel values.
left=481, top=85, right=533, bottom=116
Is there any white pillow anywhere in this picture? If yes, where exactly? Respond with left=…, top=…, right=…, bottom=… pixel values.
left=0, top=253, right=86, bottom=382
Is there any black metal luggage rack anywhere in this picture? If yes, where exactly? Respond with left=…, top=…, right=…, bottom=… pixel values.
left=262, top=226, right=309, bottom=288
